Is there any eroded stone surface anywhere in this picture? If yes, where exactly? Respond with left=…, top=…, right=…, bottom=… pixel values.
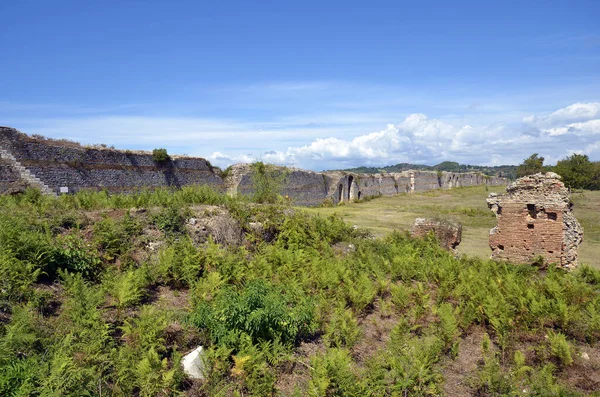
left=186, top=205, right=244, bottom=247
left=487, top=172, right=583, bottom=268
left=411, top=218, right=462, bottom=254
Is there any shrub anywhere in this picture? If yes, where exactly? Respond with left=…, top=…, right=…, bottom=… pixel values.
left=112, top=269, right=150, bottom=310
left=157, top=237, right=204, bottom=288
left=309, top=348, right=365, bottom=396
left=0, top=252, right=40, bottom=308
left=188, top=279, right=316, bottom=350
left=152, top=206, right=185, bottom=235
left=53, top=234, right=103, bottom=279
left=251, top=161, right=285, bottom=204
left=324, top=306, right=361, bottom=348
left=547, top=330, right=573, bottom=367
left=436, top=302, right=460, bottom=353
left=152, top=148, right=170, bottom=163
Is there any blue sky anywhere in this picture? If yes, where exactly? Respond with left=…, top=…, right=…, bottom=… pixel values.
left=1, top=0, right=599, bottom=170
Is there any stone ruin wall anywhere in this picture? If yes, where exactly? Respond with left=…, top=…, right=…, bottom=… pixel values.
left=411, top=218, right=462, bottom=255
left=1, top=127, right=508, bottom=205
left=487, top=172, right=583, bottom=268
left=0, top=157, right=25, bottom=193
left=0, top=127, right=223, bottom=194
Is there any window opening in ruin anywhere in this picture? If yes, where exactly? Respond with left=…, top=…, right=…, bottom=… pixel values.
left=528, top=224, right=534, bottom=229
left=527, top=204, right=536, bottom=218
left=358, top=191, right=362, bottom=200
left=547, top=212, right=557, bottom=221
left=497, top=244, right=504, bottom=251
left=347, top=176, right=354, bottom=201
left=338, top=184, right=343, bottom=202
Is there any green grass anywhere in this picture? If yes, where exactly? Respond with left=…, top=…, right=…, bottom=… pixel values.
left=305, top=185, right=600, bottom=268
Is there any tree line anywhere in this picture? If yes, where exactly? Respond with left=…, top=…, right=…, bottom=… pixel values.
left=517, top=153, right=600, bottom=190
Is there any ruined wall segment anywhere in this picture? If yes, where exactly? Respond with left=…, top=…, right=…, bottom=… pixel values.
left=411, top=218, right=462, bottom=255
left=1, top=126, right=508, bottom=205
left=487, top=172, right=583, bottom=268
left=0, top=127, right=224, bottom=194
left=0, top=158, right=26, bottom=193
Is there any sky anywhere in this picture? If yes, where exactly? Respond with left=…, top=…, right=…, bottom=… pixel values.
left=1, top=0, right=599, bottom=171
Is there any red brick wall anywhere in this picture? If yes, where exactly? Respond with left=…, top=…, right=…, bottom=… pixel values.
left=489, top=203, right=565, bottom=265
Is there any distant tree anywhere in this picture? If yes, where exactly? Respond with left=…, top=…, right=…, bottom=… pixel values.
left=516, top=154, right=545, bottom=178
left=593, top=162, right=600, bottom=190
left=552, top=154, right=596, bottom=190
left=433, top=161, right=461, bottom=172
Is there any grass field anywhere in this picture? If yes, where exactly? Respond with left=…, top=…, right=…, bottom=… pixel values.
left=304, top=185, right=600, bottom=268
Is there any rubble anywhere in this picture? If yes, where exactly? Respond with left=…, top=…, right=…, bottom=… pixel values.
left=411, top=218, right=462, bottom=255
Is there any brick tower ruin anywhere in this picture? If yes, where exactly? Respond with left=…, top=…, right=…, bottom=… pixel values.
left=487, top=172, right=583, bottom=269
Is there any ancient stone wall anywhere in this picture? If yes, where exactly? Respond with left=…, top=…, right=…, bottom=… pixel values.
left=0, top=127, right=223, bottom=194
left=0, top=158, right=25, bottom=193
left=1, top=126, right=508, bottom=206
left=487, top=172, right=583, bottom=268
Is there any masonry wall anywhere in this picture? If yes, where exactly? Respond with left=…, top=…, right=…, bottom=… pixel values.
left=0, top=127, right=224, bottom=194
left=1, top=126, right=508, bottom=205
left=488, top=202, right=565, bottom=264
left=0, top=158, right=24, bottom=193
left=487, top=172, right=583, bottom=268
left=229, top=165, right=329, bottom=207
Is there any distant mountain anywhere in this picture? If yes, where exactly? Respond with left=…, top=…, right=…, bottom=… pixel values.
left=334, top=161, right=517, bottom=179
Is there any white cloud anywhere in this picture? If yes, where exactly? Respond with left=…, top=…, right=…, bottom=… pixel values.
left=523, top=102, right=600, bottom=127
left=208, top=102, right=600, bottom=169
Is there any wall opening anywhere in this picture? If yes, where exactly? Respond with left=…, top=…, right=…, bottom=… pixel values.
left=338, top=184, right=344, bottom=203
left=497, top=244, right=504, bottom=251
left=347, top=176, right=354, bottom=201
left=527, top=204, right=537, bottom=218
left=547, top=212, right=557, bottom=221
left=527, top=224, right=534, bottom=229
left=358, top=191, right=362, bottom=200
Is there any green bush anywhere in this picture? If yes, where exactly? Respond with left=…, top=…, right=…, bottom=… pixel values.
left=547, top=330, right=574, bottom=367
left=152, top=206, right=186, bottom=235
left=251, top=161, right=285, bottom=204
left=324, top=306, right=361, bottom=348
left=152, top=148, right=170, bottom=163
left=309, top=348, right=365, bottom=396
left=189, top=279, right=316, bottom=350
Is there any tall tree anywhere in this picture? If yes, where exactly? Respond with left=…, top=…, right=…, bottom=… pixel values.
left=553, top=154, right=595, bottom=189
left=516, top=153, right=545, bottom=177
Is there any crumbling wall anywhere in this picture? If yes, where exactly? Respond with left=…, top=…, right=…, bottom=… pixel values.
left=411, top=218, right=462, bottom=255
left=0, top=127, right=224, bottom=194
left=0, top=158, right=27, bottom=194
left=487, top=172, right=583, bottom=268
left=1, top=126, right=508, bottom=205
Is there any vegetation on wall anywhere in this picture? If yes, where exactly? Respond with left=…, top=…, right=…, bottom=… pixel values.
left=250, top=161, right=287, bottom=204
left=152, top=148, right=170, bottom=163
